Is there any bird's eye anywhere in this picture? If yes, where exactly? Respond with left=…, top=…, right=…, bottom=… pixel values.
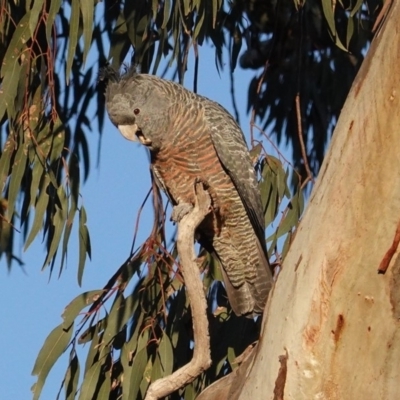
left=134, top=108, right=140, bottom=115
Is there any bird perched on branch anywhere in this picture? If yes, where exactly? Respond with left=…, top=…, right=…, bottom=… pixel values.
left=102, top=67, right=272, bottom=317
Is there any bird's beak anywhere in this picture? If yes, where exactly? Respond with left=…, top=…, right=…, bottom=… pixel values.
left=118, top=124, right=152, bottom=146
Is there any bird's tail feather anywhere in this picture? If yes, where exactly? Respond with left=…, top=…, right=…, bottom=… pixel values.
left=221, top=240, right=273, bottom=317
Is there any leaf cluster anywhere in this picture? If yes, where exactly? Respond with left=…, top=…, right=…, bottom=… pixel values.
left=235, top=0, right=381, bottom=178
left=0, top=0, right=98, bottom=273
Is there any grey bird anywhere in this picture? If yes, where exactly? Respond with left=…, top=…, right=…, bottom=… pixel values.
left=103, top=67, right=273, bottom=317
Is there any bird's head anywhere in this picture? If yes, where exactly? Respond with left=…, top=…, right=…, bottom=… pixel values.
left=101, top=66, right=170, bottom=150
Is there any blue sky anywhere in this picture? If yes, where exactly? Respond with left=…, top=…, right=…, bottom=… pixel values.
left=0, top=17, right=288, bottom=399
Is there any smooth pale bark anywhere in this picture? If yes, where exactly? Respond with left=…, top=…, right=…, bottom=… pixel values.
left=236, top=3, right=400, bottom=399
left=145, top=184, right=212, bottom=399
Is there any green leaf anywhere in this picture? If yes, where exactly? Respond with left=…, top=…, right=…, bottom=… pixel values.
left=151, top=350, right=163, bottom=381
left=162, top=0, right=171, bottom=29
left=271, top=190, right=303, bottom=240
left=193, top=7, right=205, bottom=41
left=137, top=330, right=149, bottom=355
left=66, top=0, right=80, bottom=85
left=103, top=292, right=138, bottom=344
left=79, top=357, right=104, bottom=400
left=321, top=0, right=336, bottom=35
left=334, top=34, right=348, bottom=52
left=80, top=0, right=94, bottom=65
left=212, top=0, right=220, bottom=28
left=0, top=10, right=32, bottom=119
left=29, top=160, right=44, bottom=208
left=350, top=0, right=364, bottom=17
left=50, top=123, right=65, bottom=163
left=103, top=294, right=124, bottom=343
left=42, top=185, right=68, bottom=269
left=158, top=333, right=173, bottom=375
left=184, top=383, right=196, bottom=400
left=65, top=353, right=80, bottom=400
left=29, top=0, right=45, bottom=37
left=62, top=290, right=104, bottom=330
left=96, top=371, right=111, bottom=400
left=78, top=206, right=91, bottom=285
left=151, top=0, right=158, bottom=20
left=121, top=344, right=132, bottom=400
left=231, top=26, right=242, bottom=72
left=183, top=0, right=191, bottom=15
left=0, top=138, right=13, bottom=192
left=125, top=309, right=144, bottom=352
left=60, top=154, right=80, bottom=273
left=45, top=0, right=62, bottom=42
left=346, top=17, right=354, bottom=49
left=129, top=348, right=149, bottom=400
left=24, top=174, right=50, bottom=251
left=152, top=29, right=166, bottom=75
left=32, top=323, right=73, bottom=400
left=108, top=13, right=130, bottom=67
left=84, top=324, right=104, bottom=374
left=215, top=354, right=227, bottom=376
left=7, top=140, right=28, bottom=219
left=30, top=125, right=51, bottom=162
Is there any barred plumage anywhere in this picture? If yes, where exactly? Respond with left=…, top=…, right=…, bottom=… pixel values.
left=104, top=68, right=272, bottom=316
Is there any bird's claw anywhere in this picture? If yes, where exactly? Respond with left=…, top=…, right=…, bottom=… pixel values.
left=171, top=203, right=194, bottom=223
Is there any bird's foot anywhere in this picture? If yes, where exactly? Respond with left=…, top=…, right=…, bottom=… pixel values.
left=171, top=203, right=194, bottom=223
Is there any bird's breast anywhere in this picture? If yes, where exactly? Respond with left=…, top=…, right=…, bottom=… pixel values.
left=151, top=131, right=237, bottom=230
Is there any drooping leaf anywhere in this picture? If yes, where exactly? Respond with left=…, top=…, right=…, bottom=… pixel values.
left=0, top=138, right=13, bottom=192
left=0, top=11, right=31, bottom=120
left=64, top=352, right=80, bottom=400
left=42, top=185, right=68, bottom=269
left=45, top=0, right=62, bottom=41
left=158, top=332, right=173, bottom=375
left=83, top=324, right=104, bottom=374
left=96, top=370, right=111, bottom=400
left=62, top=290, right=104, bottom=330
left=29, top=0, right=45, bottom=37
left=66, top=0, right=80, bottom=84
left=80, top=0, right=95, bottom=65
left=32, top=322, right=73, bottom=400
left=78, top=206, right=91, bottom=285
left=129, top=347, right=150, bottom=400
left=24, top=173, right=50, bottom=251
left=7, top=139, right=28, bottom=219
left=79, top=354, right=108, bottom=400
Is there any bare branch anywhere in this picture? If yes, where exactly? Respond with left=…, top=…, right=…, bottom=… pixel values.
left=295, top=93, right=314, bottom=186
left=145, top=182, right=212, bottom=400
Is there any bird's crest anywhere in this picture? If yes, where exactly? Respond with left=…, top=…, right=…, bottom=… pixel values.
left=98, top=64, right=141, bottom=85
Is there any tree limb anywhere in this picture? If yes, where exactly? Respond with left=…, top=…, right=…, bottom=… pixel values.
left=145, top=182, right=212, bottom=400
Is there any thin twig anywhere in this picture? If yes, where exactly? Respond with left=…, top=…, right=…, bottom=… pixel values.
left=130, top=186, right=152, bottom=255
left=193, top=41, right=199, bottom=93
left=295, top=93, right=314, bottom=185
left=249, top=62, right=269, bottom=145
left=229, top=36, right=240, bottom=123
left=145, top=182, right=212, bottom=400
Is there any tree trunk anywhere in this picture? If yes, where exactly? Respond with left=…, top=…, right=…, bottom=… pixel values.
left=198, top=2, right=400, bottom=399
left=237, top=2, right=400, bottom=399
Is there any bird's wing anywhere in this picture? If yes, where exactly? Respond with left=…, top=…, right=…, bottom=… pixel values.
left=203, top=99, right=266, bottom=245
left=150, top=162, right=176, bottom=205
